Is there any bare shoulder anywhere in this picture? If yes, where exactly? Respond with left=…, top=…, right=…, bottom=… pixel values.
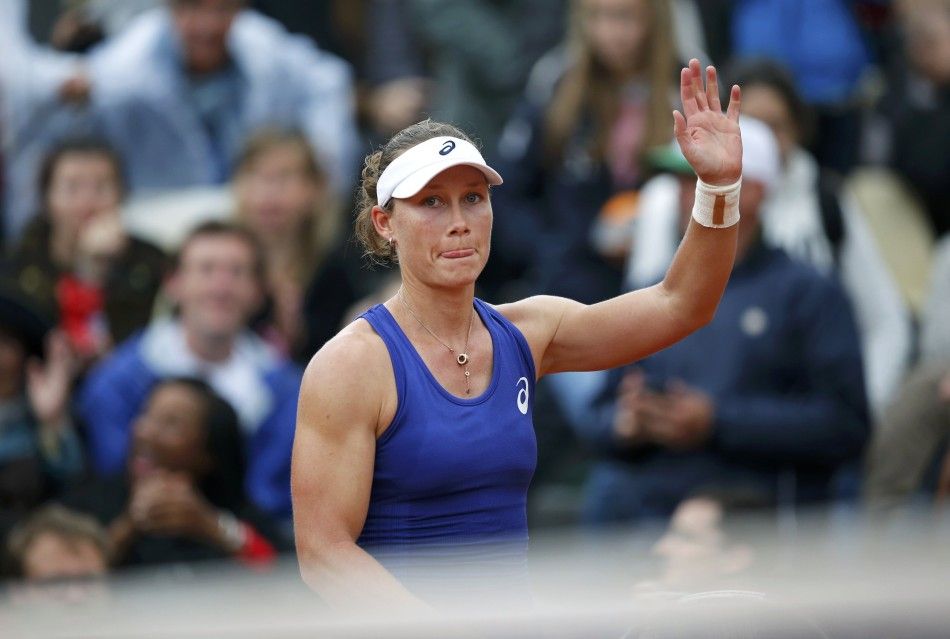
left=302, top=319, right=388, bottom=384
left=298, top=318, right=393, bottom=435
left=493, top=295, right=584, bottom=378
left=494, top=294, right=578, bottom=327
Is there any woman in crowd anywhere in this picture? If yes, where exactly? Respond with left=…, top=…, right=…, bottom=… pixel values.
left=292, top=57, right=742, bottom=609
left=233, top=128, right=362, bottom=363
left=9, top=139, right=166, bottom=362
left=62, top=377, right=278, bottom=568
left=490, top=0, right=678, bottom=304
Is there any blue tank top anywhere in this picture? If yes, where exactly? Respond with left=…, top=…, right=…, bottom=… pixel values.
left=356, top=298, right=537, bottom=552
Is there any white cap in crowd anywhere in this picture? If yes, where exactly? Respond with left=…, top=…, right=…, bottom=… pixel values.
left=738, top=116, right=781, bottom=192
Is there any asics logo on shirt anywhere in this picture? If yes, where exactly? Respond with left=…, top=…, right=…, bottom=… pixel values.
left=516, top=377, right=529, bottom=415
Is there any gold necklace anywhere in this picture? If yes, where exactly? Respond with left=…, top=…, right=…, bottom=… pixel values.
left=398, top=290, right=476, bottom=394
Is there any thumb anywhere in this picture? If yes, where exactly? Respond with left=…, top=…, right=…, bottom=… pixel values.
left=673, top=110, right=688, bottom=145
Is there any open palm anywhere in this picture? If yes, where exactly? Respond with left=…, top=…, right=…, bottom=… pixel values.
left=673, top=59, right=742, bottom=186
left=26, top=331, right=76, bottom=427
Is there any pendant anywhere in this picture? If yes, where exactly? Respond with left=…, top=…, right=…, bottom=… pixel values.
left=457, top=353, right=469, bottom=366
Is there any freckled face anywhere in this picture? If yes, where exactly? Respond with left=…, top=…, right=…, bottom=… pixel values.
left=387, top=165, right=493, bottom=289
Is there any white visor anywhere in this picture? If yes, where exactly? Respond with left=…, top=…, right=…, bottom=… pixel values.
left=376, top=136, right=503, bottom=206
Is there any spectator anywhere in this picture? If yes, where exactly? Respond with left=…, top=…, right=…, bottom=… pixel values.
left=5, top=505, right=109, bottom=603
left=64, top=378, right=278, bottom=567
left=644, top=488, right=773, bottom=594
left=865, top=236, right=950, bottom=516
left=630, top=60, right=911, bottom=415
left=580, top=119, right=868, bottom=526
left=871, top=0, right=950, bottom=236
left=78, top=222, right=301, bottom=519
left=493, top=0, right=678, bottom=304
left=492, top=0, right=679, bottom=434
left=730, top=0, right=873, bottom=172
left=8, top=139, right=167, bottom=362
left=0, top=274, right=83, bottom=541
left=85, top=0, right=358, bottom=199
left=6, top=504, right=109, bottom=578
left=232, top=128, right=360, bottom=363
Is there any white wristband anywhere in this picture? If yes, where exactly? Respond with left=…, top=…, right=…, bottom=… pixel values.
left=692, top=177, right=742, bottom=228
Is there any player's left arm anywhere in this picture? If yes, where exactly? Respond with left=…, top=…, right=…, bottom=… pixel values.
left=499, top=60, right=741, bottom=378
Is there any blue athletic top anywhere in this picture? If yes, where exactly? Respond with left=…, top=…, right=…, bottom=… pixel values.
left=356, top=298, right=538, bottom=554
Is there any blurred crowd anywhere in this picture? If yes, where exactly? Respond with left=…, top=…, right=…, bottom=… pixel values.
left=0, top=0, right=948, bottom=603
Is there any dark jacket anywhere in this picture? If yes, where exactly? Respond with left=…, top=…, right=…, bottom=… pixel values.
left=580, top=244, right=869, bottom=524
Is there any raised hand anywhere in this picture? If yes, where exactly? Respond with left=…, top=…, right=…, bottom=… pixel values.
left=673, top=59, right=742, bottom=187
left=26, top=331, right=77, bottom=429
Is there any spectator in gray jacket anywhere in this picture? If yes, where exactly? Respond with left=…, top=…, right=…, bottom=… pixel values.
left=86, top=0, right=358, bottom=198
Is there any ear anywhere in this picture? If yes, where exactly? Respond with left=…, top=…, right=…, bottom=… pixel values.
left=371, top=204, right=394, bottom=243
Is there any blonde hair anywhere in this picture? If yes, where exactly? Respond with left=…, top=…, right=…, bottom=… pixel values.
left=354, top=119, right=477, bottom=266
left=234, top=128, right=341, bottom=284
left=544, top=0, right=676, bottom=167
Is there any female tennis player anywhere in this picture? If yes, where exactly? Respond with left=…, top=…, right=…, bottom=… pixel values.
left=292, top=58, right=742, bottom=609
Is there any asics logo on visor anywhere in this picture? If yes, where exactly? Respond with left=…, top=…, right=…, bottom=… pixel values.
left=439, top=140, right=456, bottom=155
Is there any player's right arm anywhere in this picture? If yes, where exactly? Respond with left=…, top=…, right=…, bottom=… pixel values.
left=291, top=322, right=427, bottom=612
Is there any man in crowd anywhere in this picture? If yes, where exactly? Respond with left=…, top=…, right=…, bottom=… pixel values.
left=79, top=222, right=301, bottom=520
left=3, top=0, right=358, bottom=243
left=87, top=0, right=357, bottom=197
left=579, top=119, right=869, bottom=525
